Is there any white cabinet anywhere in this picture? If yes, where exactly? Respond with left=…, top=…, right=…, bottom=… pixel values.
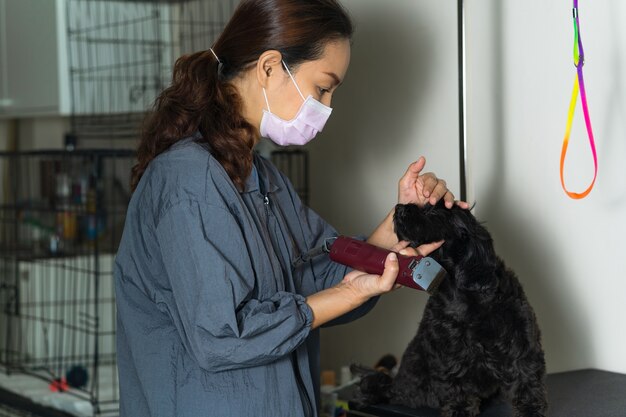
left=0, top=0, right=178, bottom=119
left=0, top=0, right=234, bottom=120
left=0, top=0, right=70, bottom=117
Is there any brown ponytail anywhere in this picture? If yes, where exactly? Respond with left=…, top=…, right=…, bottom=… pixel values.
left=131, top=0, right=354, bottom=192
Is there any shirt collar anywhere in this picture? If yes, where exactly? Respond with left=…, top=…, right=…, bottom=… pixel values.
left=189, top=132, right=279, bottom=195
left=243, top=152, right=280, bottom=194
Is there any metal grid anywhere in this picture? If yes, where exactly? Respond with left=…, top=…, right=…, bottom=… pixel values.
left=65, top=0, right=237, bottom=141
left=0, top=150, right=135, bottom=416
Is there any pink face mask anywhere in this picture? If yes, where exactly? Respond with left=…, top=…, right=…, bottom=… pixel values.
left=260, top=61, right=333, bottom=146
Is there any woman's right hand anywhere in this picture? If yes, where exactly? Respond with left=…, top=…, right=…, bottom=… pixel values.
left=306, top=240, right=443, bottom=329
left=341, top=240, right=444, bottom=300
left=307, top=253, right=399, bottom=329
left=341, top=252, right=400, bottom=300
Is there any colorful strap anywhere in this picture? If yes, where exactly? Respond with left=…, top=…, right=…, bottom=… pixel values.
left=560, top=0, right=598, bottom=199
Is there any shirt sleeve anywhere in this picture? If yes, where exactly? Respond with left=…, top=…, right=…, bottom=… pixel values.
left=300, top=205, right=379, bottom=327
left=155, top=199, right=313, bottom=373
left=279, top=174, right=379, bottom=326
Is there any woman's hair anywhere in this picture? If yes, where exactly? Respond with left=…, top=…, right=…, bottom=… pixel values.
left=131, top=0, right=354, bottom=192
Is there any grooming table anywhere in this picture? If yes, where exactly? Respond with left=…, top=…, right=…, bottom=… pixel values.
left=347, top=369, right=626, bottom=417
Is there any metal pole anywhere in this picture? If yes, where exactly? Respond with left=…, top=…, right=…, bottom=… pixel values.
left=457, top=0, right=468, bottom=202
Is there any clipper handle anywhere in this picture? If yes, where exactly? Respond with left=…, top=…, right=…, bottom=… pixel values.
left=328, top=236, right=427, bottom=292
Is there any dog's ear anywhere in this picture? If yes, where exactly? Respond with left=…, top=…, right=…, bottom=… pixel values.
left=452, top=220, right=498, bottom=292
left=430, top=206, right=497, bottom=292
left=454, top=259, right=497, bottom=292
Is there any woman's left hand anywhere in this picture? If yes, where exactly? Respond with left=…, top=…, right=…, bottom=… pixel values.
left=393, top=240, right=443, bottom=258
left=398, top=157, right=470, bottom=209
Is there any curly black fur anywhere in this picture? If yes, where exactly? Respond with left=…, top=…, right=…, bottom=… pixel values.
left=357, top=201, right=547, bottom=417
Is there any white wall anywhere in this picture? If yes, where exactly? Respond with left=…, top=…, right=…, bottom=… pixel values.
left=467, top=0, right=626, bottom=374
left=313, top=0, right=626, bottom=377
left=306, top=0, right=461, bottom=375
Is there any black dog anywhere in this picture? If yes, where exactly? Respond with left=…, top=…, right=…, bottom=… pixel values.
left=356, top=201, right=547, bottom=417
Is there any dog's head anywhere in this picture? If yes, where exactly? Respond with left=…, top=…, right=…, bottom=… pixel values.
left=394, top=201, right=497, bottom=292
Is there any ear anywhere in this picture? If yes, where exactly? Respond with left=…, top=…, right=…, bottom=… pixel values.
left=256, top=50, right=285, bottom=89
left=455, top=261, right=497, bottom=292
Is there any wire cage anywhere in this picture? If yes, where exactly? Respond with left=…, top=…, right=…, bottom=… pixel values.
left=66, top=0, right=238, bottom=141
left=0, top=2, right=237, bottom=413
left=0, top=149, right=135, bottom=416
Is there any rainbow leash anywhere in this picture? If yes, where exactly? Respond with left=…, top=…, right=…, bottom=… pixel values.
left=561, top=0, right=598, bottom=199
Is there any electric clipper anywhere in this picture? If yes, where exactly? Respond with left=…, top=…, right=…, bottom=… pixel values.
left=295, top=236, right=446, bottom=294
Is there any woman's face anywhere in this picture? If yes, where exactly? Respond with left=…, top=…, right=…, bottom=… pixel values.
left=258, top=39, right=350, bottom=120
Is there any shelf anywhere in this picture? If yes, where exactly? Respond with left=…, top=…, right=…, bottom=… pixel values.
left=0, top=249, right=118, bottom=264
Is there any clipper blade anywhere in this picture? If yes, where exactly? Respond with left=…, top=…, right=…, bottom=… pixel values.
left=412, top=257, right=447, bottom=294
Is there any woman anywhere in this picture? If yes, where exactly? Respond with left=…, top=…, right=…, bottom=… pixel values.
left=114, top=0, right=467, bottom=416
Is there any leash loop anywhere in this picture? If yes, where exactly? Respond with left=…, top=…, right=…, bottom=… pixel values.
left=560, top=0, right=598, bottom=199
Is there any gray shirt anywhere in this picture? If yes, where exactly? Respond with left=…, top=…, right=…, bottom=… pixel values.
left=114, top=136, right=377, bottom=417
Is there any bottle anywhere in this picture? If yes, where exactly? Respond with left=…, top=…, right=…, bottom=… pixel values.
left=55, top=171, right=78, bottom=253
left=85, top=175, right=98, bottom=242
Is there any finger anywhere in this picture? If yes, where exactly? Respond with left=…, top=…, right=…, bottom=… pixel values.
left=442, top=191, right=456, bottom=208
left=390, top=240, right=411, bottom=253
left=408, top=157, right=427, bottom=176
left=419, top=174, right=439, bottom=198
left=416, top=240, right=444, bottom=257
left=399, top=247, right=419, bottom=257
left=456, top=200, right=471, bottom=209
left=399, top=157, right=426, bottom=189
left=427, top=180, right=449, bottom=205
left=379, top=252, right=400, bottom=291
